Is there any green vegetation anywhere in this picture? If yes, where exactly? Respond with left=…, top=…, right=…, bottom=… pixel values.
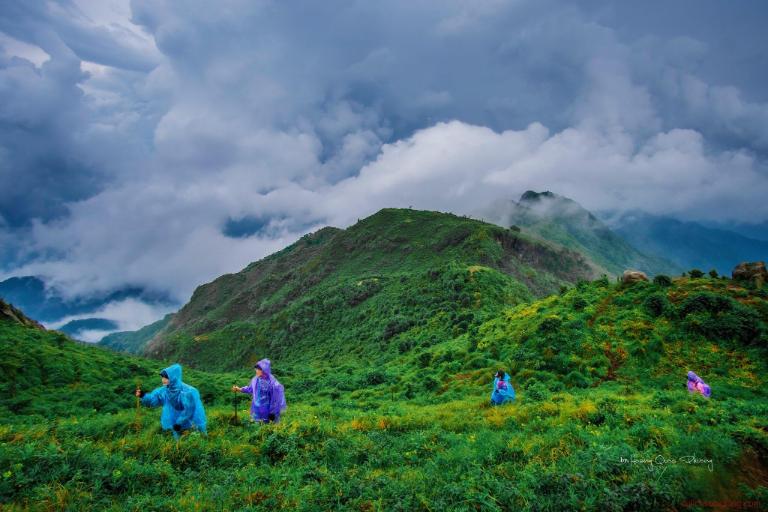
left=147, top=208, right=598, bottom=370
left=1, top=209, right=767, bottom=510
left=2, top=273, right=767, bottom=510
left=99, top=313, right=175, bottom=354
left=0, top=317, right=234, bottom=419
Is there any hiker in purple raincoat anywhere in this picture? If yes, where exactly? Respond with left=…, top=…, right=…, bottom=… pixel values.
left=232, top=358, right=286, bottom=423
left=686, top=371, right=711, bottom=398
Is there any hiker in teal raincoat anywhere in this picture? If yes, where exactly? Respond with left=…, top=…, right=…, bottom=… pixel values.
left=491, top=370, right=515, bottom=405
left=135, top=363, right=207, bottom=439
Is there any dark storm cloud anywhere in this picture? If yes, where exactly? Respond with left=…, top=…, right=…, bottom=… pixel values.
left=1, top=0, right=768, bottom=319
left=0, top=47, right=101, bottom=226
left=0, top=1, right=159, bottom=71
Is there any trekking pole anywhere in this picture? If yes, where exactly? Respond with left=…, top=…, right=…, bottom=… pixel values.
left=134, top=379, right=142, bottom=430
left=233, top=386, right=239, bottom=425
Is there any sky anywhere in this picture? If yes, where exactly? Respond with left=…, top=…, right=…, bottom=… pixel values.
left=1, top=0, right=768, bottom=334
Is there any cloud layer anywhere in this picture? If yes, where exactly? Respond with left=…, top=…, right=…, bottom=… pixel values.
left=2, top=0, right=768, bottom=324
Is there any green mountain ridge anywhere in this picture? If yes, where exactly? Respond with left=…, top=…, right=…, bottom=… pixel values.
left=145, top=207, right=602, bottom=370
left=99, top=313, right=175, bottom=354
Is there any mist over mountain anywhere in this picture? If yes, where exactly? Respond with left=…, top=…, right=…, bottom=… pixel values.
left=478, top=191, right=681, bottom=277
left=0, top=275, right=176, bottom=341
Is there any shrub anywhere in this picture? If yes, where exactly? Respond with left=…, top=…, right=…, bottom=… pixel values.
left=421, top=375, right=440, bottom=392
left=398, top=340, right=415, bottom=354
left=679, top=293, right=732, bottom=317
left=538, top=316, right=562, bottom=334
left=572, top=297, right=588, bottom=311
left=643, top=294, right=670, bottom=318
left=362, top=370, right=388, bottom=386
left=679, top=293, right=765, bottom=344
left=653, top=275, right=672, bottom=287
left=595, top=275, right=610, bottom=287
left=417, top=352, right=433, bottom=368
left=382, top=316, right=413, bottom=340
left=564, top=371, right=590, bottom=388
left=688, top=269, right=705, bottom=278
left=526, top=380, right=551, bottom=401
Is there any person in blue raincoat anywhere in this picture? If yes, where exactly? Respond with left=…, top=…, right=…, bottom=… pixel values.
left=231, top=358, right=286, bottom=423
left=135, top=363, right=207, bottom=439
left=491, top=369, right=515, bottom=405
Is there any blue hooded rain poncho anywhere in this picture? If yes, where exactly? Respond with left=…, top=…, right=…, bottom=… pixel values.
left=141, top=363, right=207, bottom=439
left=491, top=372, right=516, bottom=405
left=238, top=358, right=286, bottom=423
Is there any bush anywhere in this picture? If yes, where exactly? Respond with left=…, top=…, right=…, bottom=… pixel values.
left=382, top=316, right=413, bottom=340
left=653, top=275, right=672, bottom=287
left=595, top=275, right=611, bottom=288
left=564, top=371, right=590, bottom=388
left=362, top=370, right=388, bottom=386
left=643, top=294, right=671, bottom=318
left=421, top=375, right=440, bottom=392
left=526, top=380, right=551, bottom=401
left=538, top=316, right=562, bottom=334
left=679, top=293, right=732, bottom=317
left=679, top=293, right=765, bottom=344
left=398, top=339, right=415, bottom=354
left=688, top=269, right=705, bottom=278
left=572, top=297, right=588, bottom=311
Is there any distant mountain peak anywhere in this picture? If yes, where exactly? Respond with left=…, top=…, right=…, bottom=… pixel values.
left=520, top=190, right=557, bottom=202
left=477, top=191, right=681, bottom=277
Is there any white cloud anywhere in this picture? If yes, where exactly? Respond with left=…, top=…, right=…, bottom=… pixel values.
left=45, top=297, right=176, bottom=342
left=2, top=0, right=768, bottom=324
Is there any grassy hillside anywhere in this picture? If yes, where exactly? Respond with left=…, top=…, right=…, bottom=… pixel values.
left=0, top=310, right=234, bottom=419
left=99, top=313, right=175, bottom=354
left=482, top=191, right=681, bottom=277
left=147, top=208, right=600, bottom=370
left=2, top=275, right=767, bottom=510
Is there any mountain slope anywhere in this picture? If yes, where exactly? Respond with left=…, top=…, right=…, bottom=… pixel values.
left=99, top=313, right=174, bottom=354
left=146, top=208, right=601, bottom=370
left=2, top=271, right=767, bottom=510
left=0, top=305, right=232, bottom=418
left=606, top=211, right=768, bottom=275
left=0, top=298, right=45, bottom=330
left=481, top=191, right=682, bottom=277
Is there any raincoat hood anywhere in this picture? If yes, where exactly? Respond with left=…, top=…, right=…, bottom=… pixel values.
left=163, top=363, right=184, bottom=406
left=164, top=363, right=183, bottom=387
left=256, top=358, right=272, bottom=378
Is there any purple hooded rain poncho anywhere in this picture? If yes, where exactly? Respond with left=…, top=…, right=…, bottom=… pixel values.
left=687, top=371, right=711, bottom=398
left=238, top=358, right=287, bottom=423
